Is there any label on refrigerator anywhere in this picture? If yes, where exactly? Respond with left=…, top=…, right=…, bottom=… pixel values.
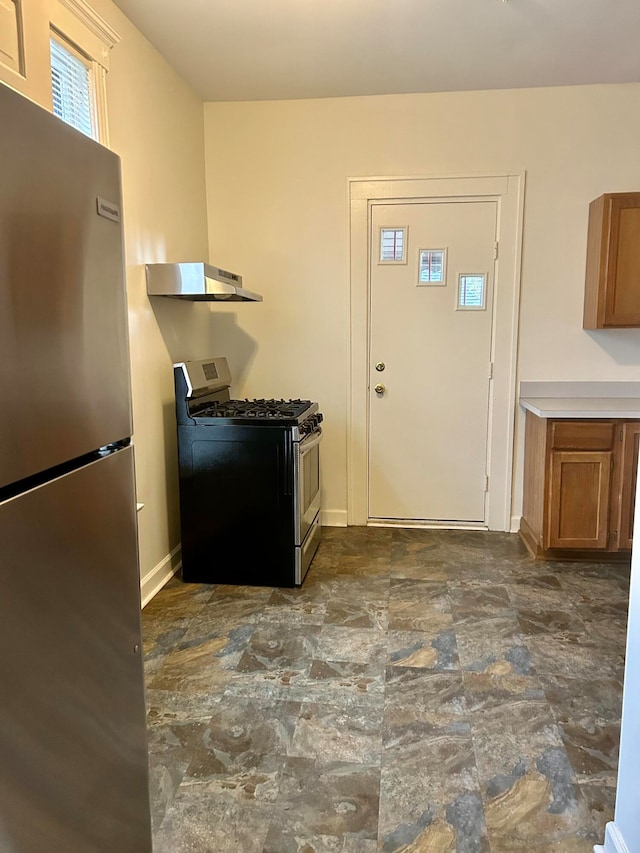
left=96, top=197, right=121, bottom=222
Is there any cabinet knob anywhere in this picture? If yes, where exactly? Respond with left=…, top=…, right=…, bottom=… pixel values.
left=375, top=362, right=385, bottom=372
left=374, top=383, right=385, bottom=395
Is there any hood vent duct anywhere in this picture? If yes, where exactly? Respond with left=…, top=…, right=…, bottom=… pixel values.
left=146, top=263, right=262, bottom=302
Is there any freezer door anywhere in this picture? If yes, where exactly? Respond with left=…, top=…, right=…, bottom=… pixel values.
left=0, top=446, right=152, bottom=852
left=0, top=84, right=132, bottom=489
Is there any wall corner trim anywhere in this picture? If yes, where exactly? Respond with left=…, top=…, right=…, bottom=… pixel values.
left=140, top=544, right=181, bottom=608
left=510, top=514, right=521, bottom=534
left=594, top=822, right=631, bottom=853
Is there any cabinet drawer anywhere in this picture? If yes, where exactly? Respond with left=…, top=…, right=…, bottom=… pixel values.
left=550, top=421, right=615, bottom=451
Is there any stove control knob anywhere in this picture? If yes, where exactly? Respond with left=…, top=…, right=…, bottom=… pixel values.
left=374, top=383, right=385, bottom=395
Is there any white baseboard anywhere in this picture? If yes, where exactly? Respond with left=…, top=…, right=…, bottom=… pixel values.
left=140, top=545, right=181, bottom=608
left=595, top=822, right=630, bottom=853
left=510, top=514, right=521, bottom=534
left=368, top=519, right=487, bottom=531
left=321, top=509, right=348, bottom=527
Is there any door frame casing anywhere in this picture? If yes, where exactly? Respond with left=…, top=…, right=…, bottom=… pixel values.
left=347, top=173, right=525, bottom=531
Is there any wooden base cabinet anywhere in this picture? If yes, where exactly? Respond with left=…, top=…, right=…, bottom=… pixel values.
left=520, top=413, right=639, bottom=560
left=615, top=421, right=640, bottom=550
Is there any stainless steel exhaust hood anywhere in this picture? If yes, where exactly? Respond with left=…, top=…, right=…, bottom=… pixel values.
left=146, top=263, right=262, bottom=302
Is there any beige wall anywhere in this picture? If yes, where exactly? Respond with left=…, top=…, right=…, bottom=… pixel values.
left=5, top=3, right=640, bottom=551
left=203, top=85, right=640, bottom=525
left=91, top=0, right=213, bottom=584
left=1, top=0, right=212, bottom=584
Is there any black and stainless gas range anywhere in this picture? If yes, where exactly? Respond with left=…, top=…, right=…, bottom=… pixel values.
left=174, top=358, right=323, bottom=587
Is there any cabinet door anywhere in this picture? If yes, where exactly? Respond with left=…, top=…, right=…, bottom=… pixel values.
left=615, top=422, right=640, bottom=550
left=584, top=193, right=640, bottom=329
left=546, top=451, right=612, bottom=549
left=604, top=195, right=640, bottom=326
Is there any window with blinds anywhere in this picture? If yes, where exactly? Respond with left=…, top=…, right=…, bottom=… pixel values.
left=50, top=35, right=97, bottom=140
left=458, top=274, right=487, bottom=310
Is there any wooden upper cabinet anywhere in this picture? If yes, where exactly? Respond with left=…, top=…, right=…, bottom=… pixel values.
left=583, top=192, right=640, bottom=329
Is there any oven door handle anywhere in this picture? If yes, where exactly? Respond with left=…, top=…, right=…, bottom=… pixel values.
left=299, top=428, right=323, bottom=456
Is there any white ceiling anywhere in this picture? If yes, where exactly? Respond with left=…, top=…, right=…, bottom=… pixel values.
left=112, top=0, right=640, bottom=102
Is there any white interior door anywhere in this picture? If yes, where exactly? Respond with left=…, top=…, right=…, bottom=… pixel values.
left=368, top=199, right=498, bottom=523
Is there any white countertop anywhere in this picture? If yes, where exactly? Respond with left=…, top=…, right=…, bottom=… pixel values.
left=519, top=381, right=640, bottom=419
left=520, top=397, right=640, bottom=419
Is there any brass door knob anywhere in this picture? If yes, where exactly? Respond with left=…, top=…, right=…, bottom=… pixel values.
left=374, top=383, right=385, bottom=395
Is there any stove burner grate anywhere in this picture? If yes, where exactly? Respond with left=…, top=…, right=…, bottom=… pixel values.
left=197, top=398, right=314, bottom=420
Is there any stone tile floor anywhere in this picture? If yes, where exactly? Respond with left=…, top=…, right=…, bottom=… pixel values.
left=142, top=527, right=628, bottom=852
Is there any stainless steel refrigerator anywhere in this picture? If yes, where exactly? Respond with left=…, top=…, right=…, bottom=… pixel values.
left=0, top=84, right=152, bottom=851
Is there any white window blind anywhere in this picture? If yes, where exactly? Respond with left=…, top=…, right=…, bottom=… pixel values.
left=50, top=36, right=96, bottom=140
left=458, top=274, right=487, bottom=309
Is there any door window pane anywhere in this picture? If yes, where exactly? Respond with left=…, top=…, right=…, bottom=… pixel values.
left=458, top=274, right=487, bottom=309
left=418, top=249, right=447, bottom=285
left=379, top=228, right=406, bottom=263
